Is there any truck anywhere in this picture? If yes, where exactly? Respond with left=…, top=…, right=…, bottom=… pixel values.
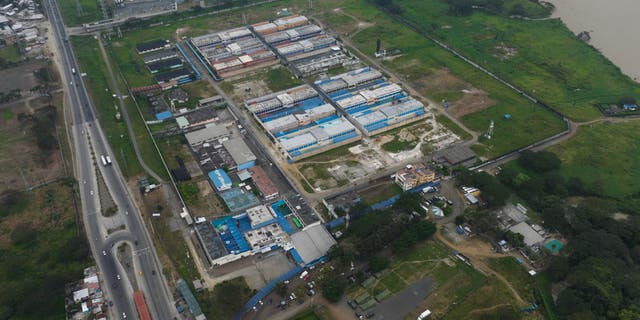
left=100, top=155, right=108, bottom=166
left=133, top=291, right=152, bottom=320
left=422, top=186, right=435, bottom=193
left=417, top=309, right=431, bottom=320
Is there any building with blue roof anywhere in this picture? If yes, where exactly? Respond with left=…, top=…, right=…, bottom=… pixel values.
left=208, top=169, right=232, bottom=191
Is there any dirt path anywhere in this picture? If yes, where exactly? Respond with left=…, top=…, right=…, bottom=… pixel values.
left=435, top=229, right=526, bottom=305
left=468, top=303, right=512, bottom=315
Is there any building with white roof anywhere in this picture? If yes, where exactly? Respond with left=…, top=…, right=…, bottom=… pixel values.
left=277, top=117, right=361, bottom=160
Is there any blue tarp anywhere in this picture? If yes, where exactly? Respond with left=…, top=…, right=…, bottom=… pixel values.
left=324, top=217, right=345, bottom=229
left=155, top=111, right=172, bottom=120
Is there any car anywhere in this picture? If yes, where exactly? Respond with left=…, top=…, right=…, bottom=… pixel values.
left=102, top=250, right=107, bottom=256
left=366, top=311, right=375, bottom=318
left=122, top=312, right=127, bottom=319
left=89, top=190, right=94, bottom=196
left=116, top=274, right=121, bottom=280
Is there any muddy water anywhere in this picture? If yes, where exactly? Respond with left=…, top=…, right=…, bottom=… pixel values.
left=546, top=0, right=640, bottom=82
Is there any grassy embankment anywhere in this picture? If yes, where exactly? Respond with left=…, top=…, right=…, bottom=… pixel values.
left=57, top=0, right=103, bottom=26
left=394, top=0, right=640, bottom=122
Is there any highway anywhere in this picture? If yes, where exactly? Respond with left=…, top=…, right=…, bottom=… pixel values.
left=42, top=0, right=177, bottom=319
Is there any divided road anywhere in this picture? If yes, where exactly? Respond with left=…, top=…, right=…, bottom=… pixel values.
left=42, top=0, right=177, bottom=319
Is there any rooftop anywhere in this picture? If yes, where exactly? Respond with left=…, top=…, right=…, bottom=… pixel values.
left=290, top=222, right=337, bottom=265
left=222, top=138, right=256, bottom=165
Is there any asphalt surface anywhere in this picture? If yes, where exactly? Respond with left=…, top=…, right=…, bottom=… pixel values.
left=42, top=0, right=177, bottom=319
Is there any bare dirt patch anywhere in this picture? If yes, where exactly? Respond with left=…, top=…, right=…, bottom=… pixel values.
left=492, top=43, right=518, bottom=61
left=415, top=68, right=470, bottom=95
left=0, top=101, right=64, bottom=192
left=448, top=88, right=496, bottom=117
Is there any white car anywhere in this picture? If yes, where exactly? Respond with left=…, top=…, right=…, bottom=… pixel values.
left=116, top=274, right=121, bottom=280
left=89, top=190, right=94, bottom=196
left=102, top=250, right=107, bottom=256
left=122, top=312, right=127, bottom=319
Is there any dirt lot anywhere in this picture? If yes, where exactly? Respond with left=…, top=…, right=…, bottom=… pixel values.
left=0, top=61, right=52, bottom=93
left=448, top=88, right=496, bottom=117
left=0, top=97, right=65, bottom=192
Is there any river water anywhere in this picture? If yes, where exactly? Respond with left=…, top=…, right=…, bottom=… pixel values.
left=546, top=0, right=640, bottom=82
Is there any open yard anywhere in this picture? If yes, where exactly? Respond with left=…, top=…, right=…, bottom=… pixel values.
left=550, top=120, right=640, bottom=199
left=393, top=0, right=640, bottom=122
left=58, top=0, right=103, bottom=26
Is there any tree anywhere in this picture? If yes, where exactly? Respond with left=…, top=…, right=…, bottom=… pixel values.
left=446, top=0, right=474, bottom=16
left=454, top=215, right=466, bottom=226
left=518, top=151, right=561, bottom=173
left=503, top=230, right=524, bottom=248
left=275, top=282, right=287, bottom=297
left=321, top=273, right=347, bottom=303
left=369, top=255, right=390, bottom=273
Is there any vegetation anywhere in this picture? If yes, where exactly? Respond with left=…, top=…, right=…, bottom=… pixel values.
left=57, top=0, right=103, bottom=27
left=391, top=0, right=640, bottom=121
left=31, top=105, right=59, bottom=154
left=265, top=67, right=303, bottom=91
left=0, top=45, right=22, bottom=67
left=480, top=150, right=640, bottom=319
left=71, top=36, right=143, bottom=178
left=199, top=277, right=255, bottom=320
left=0, top=183, right=90, bottom=320
left=549, top=121, right=640, bottom=200
left=436, top=114, right=472, bottom=140
left=381, top=136, right=417, bottom=152
left=340, top=0, right=566, bottom=157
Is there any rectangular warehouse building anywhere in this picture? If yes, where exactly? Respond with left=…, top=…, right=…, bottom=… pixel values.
left=274, top=35, right=337, bottom=60
left=351, top=98, right=428, bottom=136
left=136, top=39, right=170, bottom=54
left=278, top=117, right=361, bottom=160
left=263, top=24, right=322, bottom=44
left=191, top=27, right=277, bottom=77
left=252, top=14, right=309, bottom=35
left=316, top=67, right=383, bottom=94
left=222, top=138, right=257, bottom=171
left=245, top=85, right=319, bottom=116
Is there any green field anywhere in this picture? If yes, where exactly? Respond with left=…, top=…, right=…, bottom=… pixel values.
left=488, top=257, right=535, bottom=301
left=0, top=45, right=22, bottom=64
left=58, top=0, right=103, bottom=26
left=550, top=121, right=640, bottom=199
left=393, top=0, right=640, bottom=122
left=71, top=36, right=143, bottom=178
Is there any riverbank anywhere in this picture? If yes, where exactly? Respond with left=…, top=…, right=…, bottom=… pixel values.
left=547, top=0, right=640, bottom=82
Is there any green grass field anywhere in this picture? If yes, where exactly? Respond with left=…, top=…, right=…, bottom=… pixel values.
left=0, top=45, right=22, bottom=64
left=393, top=0, right=640, bottom=122
left=58, top=0, right=103, bottom=26
left=71, top=36, right=143, bottom=178
left=550, top=121, right=640, bottom=199
left=488, top=257, right=535, bottom=301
